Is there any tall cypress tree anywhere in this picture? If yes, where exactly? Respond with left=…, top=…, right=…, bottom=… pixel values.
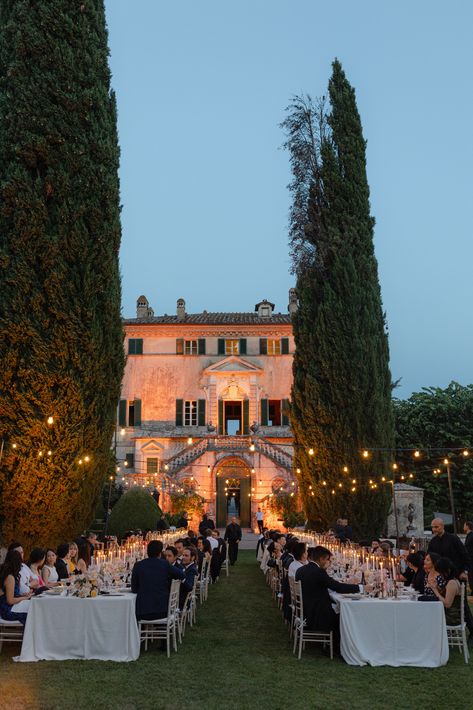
left=285, top=61, right=394, bottom=538
left=0, top=1, right=124, bottom=549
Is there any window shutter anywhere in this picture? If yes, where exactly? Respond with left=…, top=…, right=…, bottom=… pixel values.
left=260, top=399, right=268, bottom=426
left=218, top=339, right=225, bottom=355
left=198, top=399, right=206, bottom=426
left=175, top=399, right=183, bottom=427
left=128, top=339, right=136, bottom=355
left=243, top=399, right=250, bottom=435
left=218, top=400, right=224, bottom=435
left=135, top=339, right=143, bottom=354
left=282, top=399, right=290, bottom=426
left=239, top=338, right=247, bottom=355
left=118, top=399, right=127, bottom=427
left=198, top=338, right=206, bottom=355
left=281, top=337, right=289, bottom=355
left=176, top=338, right=184, bottom=355
left=134, top=399, right=142, bottom=427
left=125, top=453, right=134, bottom=469
left=259, top=338, right=267, bottom=355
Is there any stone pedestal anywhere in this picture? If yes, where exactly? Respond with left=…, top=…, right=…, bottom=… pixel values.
left=386, top=483, right=424, bottom=539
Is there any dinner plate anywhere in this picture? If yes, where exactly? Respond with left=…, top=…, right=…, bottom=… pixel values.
left=340, top=593, right=362, bottom=599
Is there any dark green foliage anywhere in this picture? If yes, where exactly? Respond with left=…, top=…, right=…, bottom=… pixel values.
left=107, top=489, right=161, bottom=540
left=394, top=382, right=473, bottom=524
left=284, top=61, right=394, bottom=538
left=0, top=1, right=124, bottom=549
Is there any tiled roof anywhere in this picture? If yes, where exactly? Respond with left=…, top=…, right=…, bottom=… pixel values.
left=123, top=312, right=292, bottom=325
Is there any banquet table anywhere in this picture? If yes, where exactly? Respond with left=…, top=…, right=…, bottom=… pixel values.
left=333, top=594, right=449, bottom=667
left=16, top=593, right=140, bottom=662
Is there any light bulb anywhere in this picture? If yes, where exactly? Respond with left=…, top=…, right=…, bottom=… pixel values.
left=362, top=450, right=369, bottom=458
left=47, top=416, right=54, bottom=425
left=308, top=448, right=314, bottom=456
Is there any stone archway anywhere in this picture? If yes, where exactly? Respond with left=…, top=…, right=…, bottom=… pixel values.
left=215, top=457, right=252, bottom=528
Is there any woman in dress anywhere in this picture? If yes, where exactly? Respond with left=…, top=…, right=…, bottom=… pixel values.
left=77, top=541, right=90, bottom=572
left=0, top=550, right=33, bottom=624
left=41, top=549, right=61, bottom=587
left=430, top=557, right=462, bottom=625
left=422, top=552, right=445, bottom=597
left=28, top=548, right=46, bottom=590
left=68, top=542, right=87, bottom=574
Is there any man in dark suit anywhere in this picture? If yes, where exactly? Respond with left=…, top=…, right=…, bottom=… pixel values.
left=198, top=513, right=215, bottom=536
left=179, top=547, right=198, bottom=609
left=295, top=545, right=362, bottom=648
left=131, top=540, right=184, bottom=620
left=463, top=521, right=473, bottom=594
left=55, top=544, right=71, bottom=580
left=224, top=517, right=242, bottom=565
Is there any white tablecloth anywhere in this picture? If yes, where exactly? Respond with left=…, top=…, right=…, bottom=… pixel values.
left=337, top=597, right=449, bottom=667
left=16, top=594, right=140, bottom=662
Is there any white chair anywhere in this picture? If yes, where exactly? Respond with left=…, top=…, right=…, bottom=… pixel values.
left=292, top=580, right=333, bottom=660
left=139, top=579, right=180, bottom=657
left=196, top=558, right=211, bottom=604
left=446, top=582, right=470, bottom=664
left=179, top=575, right=198, bottom=639
left=222, top=543, right=230, bottom=577
left=0, top=619, right=24, bottom=651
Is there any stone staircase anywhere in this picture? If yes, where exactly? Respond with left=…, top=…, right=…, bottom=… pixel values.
left=254, top=437, right=293, bottom=472
left=163, top=438, right=209, bottom=474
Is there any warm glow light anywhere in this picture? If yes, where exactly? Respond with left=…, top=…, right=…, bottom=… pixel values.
left=296, top=468, right=301, bottom=474
left=362, top=450, right=369, bottom=458
left=249, top=443, right=255, bottom=452
left=308, top=448, right=314, bottom=456
left=414, top=450, right=420, bottom=458
left=291, top=481, right=295, bottom=486
left=187, top=437, right=193, bottom=445
left=207, top=466, right=211, bottom=473
left=351, top=487, right=356, bottom=492
left=251, top=468, right=255, bottom=474
left=164, top=464, right=169, bottom=471
left=311, top=491, right=314, bottom=496
left=47, top=450, right=52, bottom=456
left=124, top=461, right=128, bottom=467
left=116, top=466, right=120, bottom=472
left=392, top=463, right=398, bottom=470
left=331, top=489, right=335, bottom=495
left=290, top=492, right=294, bottom=497
left=259, top=479, right=262, bottom=485
left=381, top=476, right=386, bottom=482
left=351, top=479, right=356, bottom=484
left=109, top=475, right=113, bottom=481
left=400, top=475, right=405, bottom=480
left=12, top=443, right=17, bottom=449
left=463, top=450, right=469, bottom=457
left=47, top=416, right=54, bottom=425
left=409, top=473, right=414, bottom=479
left=443, top=458, right=449, bottom=465
left=84, top=455, right=90, bottom=462
left=343, top=466, right=349, bottom=473
left=322, top=481, right=327, bottom=486
left=338, top=483, right=342, bottom=488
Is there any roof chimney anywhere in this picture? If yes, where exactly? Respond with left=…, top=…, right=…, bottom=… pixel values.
left=288, top=288, right=298, bottom=316
left=177, top=298, right=186, bottom=321
left=255, top=299, right=274, bottom=318
left=137, top=295, right=154, bottom=319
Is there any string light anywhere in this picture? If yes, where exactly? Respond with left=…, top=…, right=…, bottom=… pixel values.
left=84, top=455, right=90, bottom=462
left=249, top=443, right=255, bottom=452
left=47, top=416, right=54, bottom=425
left=120, top=428, right=126, bottom=436
left=463, top=450, right=469, bottom=457
left=12, top=443, right=17, bottom=449
left=296, top=468, right=301, bottom=474
left=343, top=466, right=348, bottom=473
left=362, top=450, right=369, bottom=458
left=308, top=448, right=314, bottom=456
left=414, top=450, right=420, bottom=458
left=392, top=463, right=398, bottom=470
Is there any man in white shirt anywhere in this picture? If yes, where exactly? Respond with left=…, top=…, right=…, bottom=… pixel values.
left=256, top=508, right=264, bottom=534
left=288, top=541, right=308, bottom=578
left=205, top=528, right=218, bottom=551
left=8, top=542, right=38, bottom=594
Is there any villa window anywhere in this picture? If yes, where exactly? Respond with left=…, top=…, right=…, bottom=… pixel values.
left=184, top=400, right=198, bottom=426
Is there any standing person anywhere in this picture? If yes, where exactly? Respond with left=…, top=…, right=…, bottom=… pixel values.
left=131, top=540, right=184, bottom=620
left=463, top=521, right=473, bottom=593
left=224, top=517, right=242, bottom=566
left=256, top=508, right=264, bottom=534
left=198, top=513, right=215, bottom=536
left=428, top=518, right=473, bottom=634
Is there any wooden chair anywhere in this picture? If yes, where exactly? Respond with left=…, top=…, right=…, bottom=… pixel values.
left=0, top=619, right=24, bottom=651
left=139, top=579, right=181, bottom=657
left=292, top=580, right=333, bottom=660
left=446, top=582, right=470, bottom=664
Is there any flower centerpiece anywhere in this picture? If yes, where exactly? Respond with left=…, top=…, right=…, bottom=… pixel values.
left=69, top=572, right=100, bottom=598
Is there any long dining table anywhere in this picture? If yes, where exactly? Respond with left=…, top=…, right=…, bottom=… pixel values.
left=15, top=592, right=140, bottom=663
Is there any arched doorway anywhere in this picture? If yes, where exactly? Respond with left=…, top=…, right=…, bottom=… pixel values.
left=215, top=457, right=251, bottom=528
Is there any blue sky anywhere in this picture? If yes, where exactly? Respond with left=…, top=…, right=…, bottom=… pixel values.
left=104, top=1, right=473, bottom=398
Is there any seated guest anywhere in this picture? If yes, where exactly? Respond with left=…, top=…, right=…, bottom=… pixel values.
left=422, top=552, right=444, bottom=597
left=205, top=528, right=218, bottom=551
left=0, top=550, right=33, bottom=624
left=288, top=542, right=308, bottom=578
left=210, top=529, right=225, bottom=580
left=256, top=528, right=269, bottom=560
left=295, top=546, right=363, bottom=647
left=179, top=547, right=199, bottom=608
left=267, top=533, right=286, bottom=556
left=55, top=544, right=71, bottom=581
left=371, top=539, right=381, bottom=554
left=7, top=542, right=38, bottom=594
left=131, top=540, right=184, bottom=620
left=68, top=542, right=84, bottom=575
left=196, top=537, right=212, bottom=573
left=187, top=529, right=198, bottom=547
left=28, top=548, right=46, bottom=590
left=282, top=537, right=299, bottom=570
left=42, top=549, right=60, bottom=586
left=174, top=539, right=187, bottom=562
left=164, top=546, right=181, bottom=566
left=402, top=552, right=425, bottom=592
left=77, top=542, right=91, bottom=572
left=430, top=557, right=462, bottom=625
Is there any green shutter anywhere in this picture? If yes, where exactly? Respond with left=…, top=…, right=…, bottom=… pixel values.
left=281, top=337, right=289, bottom=354
left=260, top=399, right=268, bottom=426
left=239, top=477, right=251, bottom=527
left=282, top=399, right=290, bottom=426
left=243, top=399, right=249, bottom=435
left=118, top=399, right=127, bottom=427
left=128, top=339, right=136, bottom=355
left=176, top=399, right=183, bottom=427
left=239, top=338, right=247, bottom=355
left=134, top=399, right=142, bottom=427
left=198, top=399, right=206, bottom=426
left=218, top=339, right=225, bottom=355
left=218, top=400, right=224, bottom=434
left=176, top=338, right=184, bottom=355
left=259, top=338, right=267, bottom=355
left=198, top=338, right=206, bottom=355
left=135, top=338, right=143, bottom=354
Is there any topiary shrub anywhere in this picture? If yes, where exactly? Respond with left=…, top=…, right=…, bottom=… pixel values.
left=107, top=489, right=161, bottom=539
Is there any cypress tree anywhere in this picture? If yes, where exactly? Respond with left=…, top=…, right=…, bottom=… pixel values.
left=285, top=61, right=394, bottom=538
left=0, top=1, right=124, bottom=549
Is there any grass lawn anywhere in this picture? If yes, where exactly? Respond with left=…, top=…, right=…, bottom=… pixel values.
left=1, top=550, right=472, bottom=710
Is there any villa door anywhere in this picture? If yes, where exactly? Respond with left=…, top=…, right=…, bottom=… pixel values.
left=216, top=475, right=251, bottom=528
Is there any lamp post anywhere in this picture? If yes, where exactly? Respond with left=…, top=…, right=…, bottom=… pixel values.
left=444, top=458, right=457, bottom=534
